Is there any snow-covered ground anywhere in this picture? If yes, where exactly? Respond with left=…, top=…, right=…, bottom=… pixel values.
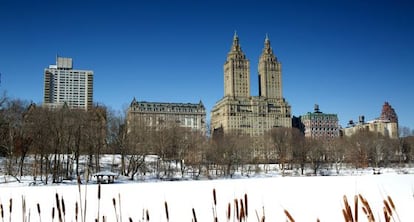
left=0, top=172, right=413, bottom=222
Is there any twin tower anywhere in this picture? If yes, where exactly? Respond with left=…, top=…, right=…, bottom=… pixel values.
left=211, top=33, right=292, bottom=136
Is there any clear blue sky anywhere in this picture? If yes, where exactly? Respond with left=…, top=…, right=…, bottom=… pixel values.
left=1, top=0, right=413, bottom=130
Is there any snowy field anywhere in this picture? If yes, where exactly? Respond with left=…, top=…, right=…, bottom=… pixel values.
left=0, top=172, right=413, bottom=222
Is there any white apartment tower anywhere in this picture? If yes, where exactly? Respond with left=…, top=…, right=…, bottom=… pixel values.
left=43, top=57, right=93, bottom=110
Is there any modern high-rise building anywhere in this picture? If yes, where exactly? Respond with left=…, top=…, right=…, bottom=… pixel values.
left=211, top=33, right=292, bottom=136
left=43, top=57, right=93, bottom=110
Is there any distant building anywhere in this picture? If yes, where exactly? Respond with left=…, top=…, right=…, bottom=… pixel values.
left=210, top=33, right=291, bottom=137
left=43, top=56, right=93, bottom=110
left=299, top=104, right=339, bottom=139
left=342, top=102, right=399, bottom=139
left=126, top=98, right=206, bottom=134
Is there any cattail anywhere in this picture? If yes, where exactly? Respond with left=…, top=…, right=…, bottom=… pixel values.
left=239, top=201, right=245, bottom=222
left=112, top=198, right=119, bottom=222
left=75, top=202, right=79, bottom=222
left=97, top=183, right=101, bottom=222
left=383, top=199, right=392, bottom=215
left=354, top=195, right=358, bottom=222
left=1, top=203, right=3, bottom=220
left=37, top=203, right=41, bottom=222
left=284, top=209, right=295, bottom=222
left=146, top=209, right=150, bottom=221
left=164, top=201, right=169, bottom=222
left=359, top=194, right=374, bottom=222
left=317, top=218, right=320, bottom=222
left=9, top=198, right=12, bottom=222
left=118, top=193, right=123, bottom=222
left=52, top=207, right=55, bottom=221
left=22, top=196, right=26, bottom=222
left=226, top=203, right=231, bottom=221
left=192, top=208, right=197, bottom=222
left=342, top=209, right=351, bottom=222
left=61, top=196, right=66, bottom=222
left=383, top=207, right=390, bottom=222
left=234, top=199, right=239, bottom=220
left=213, top=189, right=217, bottom=206
left=343, top=195, right=353, bottom=222
left=387, top=195, right=395, bottom=210
left=387, top=195, right=401, bottom=222
left=129, top=217, right=133, bottom=222
left=55, top=193, right=62, bottom=222
left=98, top=183, right=101, bottom=200
left=244, top=193, right=248, bottom=218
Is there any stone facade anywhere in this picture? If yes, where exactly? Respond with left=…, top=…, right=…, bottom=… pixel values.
left=343, top=102, right=399, bottom=139
left=127, top=98, right=206, bottom=134
left=211, top=33, right=291, bottom=136
left=299, top=104, right=340, bottom=139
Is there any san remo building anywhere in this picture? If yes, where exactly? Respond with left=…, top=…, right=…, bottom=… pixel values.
left=211, top=33, right=292, bottom=136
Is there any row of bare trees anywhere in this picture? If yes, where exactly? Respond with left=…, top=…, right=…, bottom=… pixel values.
left=0, top=96, right=107, bottom=184
left=1, top=94, right=414, bottom=183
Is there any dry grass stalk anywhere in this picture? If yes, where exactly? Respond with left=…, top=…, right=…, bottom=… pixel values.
left=284, top=209, right=295, bottom=222
left=192, top=207, right=197, bottom=222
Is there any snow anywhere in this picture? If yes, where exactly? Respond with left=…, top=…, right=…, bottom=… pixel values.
left=0, top=173, right=413, bottom=222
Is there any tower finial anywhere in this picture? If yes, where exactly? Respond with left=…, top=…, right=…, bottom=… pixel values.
left=234, top=30, right=238, bottom=39
left=265, top=33, right=269, bottom=41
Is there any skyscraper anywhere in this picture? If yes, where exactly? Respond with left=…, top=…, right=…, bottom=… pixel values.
left=211, top=33, right=292, bottom=136
left=43, top=57, right=93, bottom=110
